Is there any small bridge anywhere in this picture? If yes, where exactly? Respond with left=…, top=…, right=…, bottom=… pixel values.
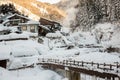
left=37, top=58, right=120, bottom=80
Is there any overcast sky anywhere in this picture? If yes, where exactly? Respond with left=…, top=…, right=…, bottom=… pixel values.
left=37, top=0, right=61, bottom=4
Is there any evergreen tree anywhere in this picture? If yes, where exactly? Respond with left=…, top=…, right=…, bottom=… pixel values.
left=0, top=4, right=20, bottom=14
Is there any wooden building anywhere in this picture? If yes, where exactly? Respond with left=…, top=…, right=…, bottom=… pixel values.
left=39, top=18, right=62, bottom=36
left=19, top=20, right=39, bottom=33
left=1, top=13, right=39, bottom=33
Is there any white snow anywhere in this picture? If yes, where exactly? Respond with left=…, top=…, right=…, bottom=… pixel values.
left=19, top=20, right=39, bottom=25
left=93, top=23, right=120, bottom=47
left=0, top=22, right=120, bottom=80
left=74, top=52, right=120, bottom=64
left=0, top=67, right=62, bottom=80
left=0, top=39, right=48, bottom=58
left=22, top=31, right=38, bottom=37
left=68, top=32, right=97, bottom=46
left=0, top=33, right=29, bottom=40
left=0, top=46, right=10, bottom=60
left=39, top=25, right=50, bottom=31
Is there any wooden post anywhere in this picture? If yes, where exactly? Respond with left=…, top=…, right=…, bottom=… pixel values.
left=73, top=72, right=80, bottom=80
left=65, top=70, right=80, bottom=80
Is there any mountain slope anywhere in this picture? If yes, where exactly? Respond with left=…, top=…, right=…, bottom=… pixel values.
left=56, top=0, right=120, bottom=31
left=0, top=0, right=66, bottom=21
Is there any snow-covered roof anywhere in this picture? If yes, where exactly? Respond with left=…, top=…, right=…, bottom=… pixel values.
left=19, top=20, right=39, bottom=25
left=0, top=46, right=10, bottom=60
left=46, top=31, right=62, bottom=38
left=2, top=13, right=29, bottom=21
left=2, top=19, right=21, bottom=25
left=0, top=39, right=47, bottom=58
left=74, top=52, right=120, bottom=64
left=0, top=66, right=62, bottom=80
left=0, top=33, right=29, bottom=41
left=39, top=25, right=50, bottom=31
left=1, top=13, right=32, bottom=25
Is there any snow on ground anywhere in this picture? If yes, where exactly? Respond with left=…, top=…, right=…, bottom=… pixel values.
left=0, top=67, right=63, bottom=80
left=93, top=23, right=120, bottom=47
left=22, top=31, right=38, bottom=37
left=0, top=46, right=10, bottom=60
left=68, top=31, right=97, bottom=46
left=0, top=23, right=120, bottom=80
left=74, top=52, right=120, bottom=64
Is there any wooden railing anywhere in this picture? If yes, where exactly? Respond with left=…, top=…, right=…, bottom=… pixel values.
left=38, top=58, right=120, bottom=75
left=8, top=58, right=120, bottom=77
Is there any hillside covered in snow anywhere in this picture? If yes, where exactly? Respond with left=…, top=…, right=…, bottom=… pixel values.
left=0, top=0, right=120, bottom=80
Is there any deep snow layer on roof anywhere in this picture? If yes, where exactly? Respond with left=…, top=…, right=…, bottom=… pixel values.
left=0, top=39, right=49, bottom=59
left=0, top=33, right=29, bottom=41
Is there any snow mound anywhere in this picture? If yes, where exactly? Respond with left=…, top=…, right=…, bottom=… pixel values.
left=0, top=33, right=29, bottom=40
left=93, top=23, right=120, bottom=47
left=39, top=70, right=62, bottom=80
left=74, top=52, right=120, bottom=64
left=68, top=32, right=97, bottom=45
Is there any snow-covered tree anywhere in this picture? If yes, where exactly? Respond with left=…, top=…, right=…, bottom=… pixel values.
left=93, top=23, right=114, bottom=44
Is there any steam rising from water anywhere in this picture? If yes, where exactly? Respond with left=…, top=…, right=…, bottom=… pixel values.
left=62, top=0, right=79, bottom=28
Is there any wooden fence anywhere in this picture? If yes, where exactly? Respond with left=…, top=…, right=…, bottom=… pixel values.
left=38, top=58, right=120, bottom=74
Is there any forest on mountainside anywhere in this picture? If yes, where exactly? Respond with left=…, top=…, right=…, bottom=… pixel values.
left=76, top=0, right=120, bottom=31
left=57, top=0, right=120, bottom=31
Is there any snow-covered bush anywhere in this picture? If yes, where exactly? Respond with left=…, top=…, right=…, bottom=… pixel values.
left=93, top=23, right=120, bottom=52
left=68, top=32, right=96, bottom=46
left=93, top=23, right=114, bottom=44
left=109, top=24, right=120, bottom=46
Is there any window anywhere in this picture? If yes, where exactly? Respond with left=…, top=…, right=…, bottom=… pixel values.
left=30, top=26, right=35, bottom=33
left=22, top=26, right=27, bottom=31
left=13, top=21, right=19, bottom=25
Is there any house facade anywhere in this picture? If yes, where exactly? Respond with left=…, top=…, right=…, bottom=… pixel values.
left=19, top=21, right=39, bottom=33
left=0, top=13, right=40, bottom=33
